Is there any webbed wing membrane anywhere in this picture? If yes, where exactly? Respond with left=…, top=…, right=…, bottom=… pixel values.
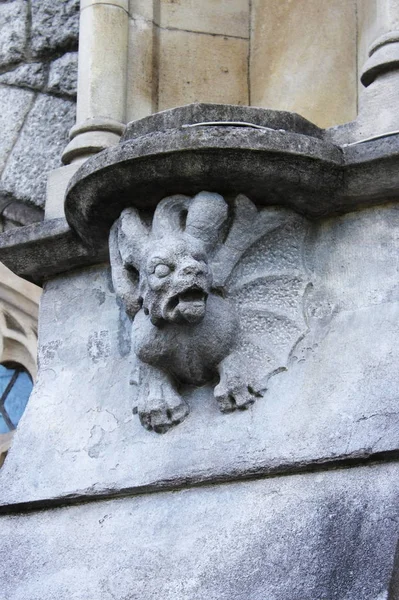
left=211, top=195, right=289, bottom=288
left=212, top=196, right=310, bottom=389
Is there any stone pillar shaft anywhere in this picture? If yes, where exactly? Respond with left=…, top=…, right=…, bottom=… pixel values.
left=62, top=0, right=129, bottom=164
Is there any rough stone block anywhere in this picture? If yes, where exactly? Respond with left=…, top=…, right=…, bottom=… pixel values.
left=156, top=0, right=249, bottom=38
left=0, top=0, right=27, bottom=68
left=157, top=29, right=249, bottom=110
left=48, top=52, right=78, bottom=98
left=30, top=0, right=79, bottom=58
left=250, top=0, right=357, bottom=128
left=0, top=62, right=45, bottom=91
left=1, top=94, right=75, bottom=207
left=1, top=463, right=399, bottom=599
left=0, top=84, right=34, bottom=174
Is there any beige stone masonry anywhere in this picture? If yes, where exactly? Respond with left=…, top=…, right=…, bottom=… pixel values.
left=126, top=9, right=156, bottom=122
left=250, top=0, right=357, bottom=128
left=129, top=0, right=154, bottom=22
left=45, top=161, right=86, bottom=220
left=157, top=29, right=249, bottom=110
left=154, top=0, right=249, bottom=38
left=126, top=0, right=250, bottom=120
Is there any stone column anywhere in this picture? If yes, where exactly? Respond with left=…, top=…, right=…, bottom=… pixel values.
left=62, top=0, right=129, bottom=165
left=341, top=0, right=399, bottom=141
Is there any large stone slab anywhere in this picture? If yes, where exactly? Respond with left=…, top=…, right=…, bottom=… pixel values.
left=2, top=205, right=399, bottom=507
left=1, top=462, right=398, bottom=599
left=30, top=0, right=79, bottom=58
left=157, top=28, right=249, bottom=111
left=0, top=84, right=34, bottom=174
left=1, top=94, right=75, bottom=207
left=64, top=103, right=399, bottom=247
left=0, top=0, right=27, bottom=68
left=155, top=0, right=249, bottom=38
left=0, top=63, right=46, bottom=91
left=250, top=0, right=357, bottom=128
left=47, top=52, right=78, bottom=98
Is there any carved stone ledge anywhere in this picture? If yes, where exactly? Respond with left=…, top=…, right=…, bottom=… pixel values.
left=0, top=218, right=108, bottom=284
left=3, top=103, right=399, bottom=282
left=64, top=104, right=399, bottom=248
left=65, top=104, right=343, bottom=246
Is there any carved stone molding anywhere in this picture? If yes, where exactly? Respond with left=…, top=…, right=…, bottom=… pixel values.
left=0, top=262, right=40, bottom=462
left=0, top=263, right=39, bottom=379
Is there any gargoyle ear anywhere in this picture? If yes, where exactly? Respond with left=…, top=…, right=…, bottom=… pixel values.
left=109, top=220, right=142, bottom=318
left=117, top=207, right=149, bottom=269
left=151, top=194, right=191, bottom=238
left=185, top=191, right=228, bottom=252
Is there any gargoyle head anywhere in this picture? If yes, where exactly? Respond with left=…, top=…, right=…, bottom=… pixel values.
left=142, top=235, right=211, bottom=325
left=111, top=192, right=228, bottom=326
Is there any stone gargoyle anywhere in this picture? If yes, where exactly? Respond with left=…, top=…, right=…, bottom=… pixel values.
left=109, top=191, right=309, bottom=433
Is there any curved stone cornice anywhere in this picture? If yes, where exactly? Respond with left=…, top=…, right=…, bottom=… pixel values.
left=64, top=104, right=399, bottom=247
left=65, top=104, right=343, bottom=245
left=3, top=104, right=399, bottom=282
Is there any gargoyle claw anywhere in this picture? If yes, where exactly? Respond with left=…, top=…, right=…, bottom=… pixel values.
left=138, top=397, right=189, bottom=433
left=214, top=383, right=261, bottom=413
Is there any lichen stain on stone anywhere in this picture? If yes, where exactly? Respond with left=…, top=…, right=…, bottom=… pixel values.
left=39, top=339, right=62, bottom=367
left=87, top=330, right=111, bottom=363
left=93, top=288, right=106, bottom=306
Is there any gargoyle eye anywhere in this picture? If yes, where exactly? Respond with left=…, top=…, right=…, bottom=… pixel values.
left=154, top=264, right=171, bottom=278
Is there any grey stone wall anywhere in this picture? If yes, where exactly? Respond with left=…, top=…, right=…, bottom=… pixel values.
left=0, top=0, right=79, bottom=227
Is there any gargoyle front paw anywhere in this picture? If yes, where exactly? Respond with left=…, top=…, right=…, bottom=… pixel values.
left=214, top=381, right=262, bottom=413
left=138, top=391, right=189, bottom=434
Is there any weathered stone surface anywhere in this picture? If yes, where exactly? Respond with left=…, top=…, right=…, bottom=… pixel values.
left=1, top=94, right=75, bottom=207
left=0, top=62, right=45, bottom=91
left=0, top=218, right=107, bottom=284
left=0, top=84, right=34, bottom=174
left=1, top=200, right=43, bottom=229
left=122, top=103, right=324, bottom=140
left=0, top=0, right=27, bottom=68
left=156, top=0, right=249, bottom=38
left=2, top=205, right=399, bottom=506
left=1, top=463, right=399, bottom=599
left=250, top=0, right=357, bottom=128
left=64, top=104, right=399, bottom=249
left=30, top=0, right=79, bottom=58
left=157, top=28, right=249, bottom=110
left=125, top=15, right=155, bottom=122
left=65, top=104, right=342, bottom=245
left=47, top=52, right=78, bottom=97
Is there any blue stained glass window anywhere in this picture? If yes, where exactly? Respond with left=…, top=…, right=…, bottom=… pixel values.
left=0, top=364, right=33, bottom=433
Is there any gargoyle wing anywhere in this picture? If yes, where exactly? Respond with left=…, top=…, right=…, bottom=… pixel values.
left=214, top=197, right=311, bottom=389
left=109, top=220, right=141, bottom=318
left=211, top=194, right=289, bottom=288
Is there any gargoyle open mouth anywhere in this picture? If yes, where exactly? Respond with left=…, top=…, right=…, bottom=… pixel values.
left=166, top=286, right=208, bottom=323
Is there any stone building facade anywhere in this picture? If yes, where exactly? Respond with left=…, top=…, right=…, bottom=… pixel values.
left=0, top=0, right=80, bottom=464
left=0, top=0, right=78, bottom=220
left=1, top=1, right=399, bottom=598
